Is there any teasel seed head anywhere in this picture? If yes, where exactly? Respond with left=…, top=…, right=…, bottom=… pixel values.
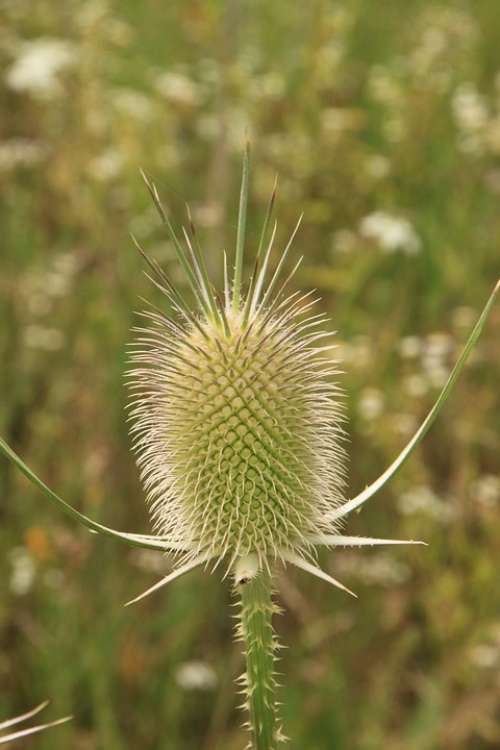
left=129, top=291, right=346, bottom=572
left=128, top=150, right=347, bottom=577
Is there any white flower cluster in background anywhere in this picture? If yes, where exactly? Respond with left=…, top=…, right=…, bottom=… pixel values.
left=5, top=38, right=79, bottom=98
left=0, top=139, right=47, bottom=171
left=397, top=485, right=455, bottom=524
left=359, top=211, right=421, bottom=255
left=175, top=661, right=217, bottom=691
left=9, top=547, right=36, bottom=595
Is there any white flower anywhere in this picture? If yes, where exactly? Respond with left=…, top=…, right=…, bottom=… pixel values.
left=9, top=547, right=35, bottom=596
left=358, top=388, right=385, bottom=421
left=471, top=475, right=500, bottom=508
left=0, top=139, right=46, bottom=171
left=5, top=38, right=79, bottom=98
left=23, top=325, right=64, bottom=352
left=88, top=148, right=124, bottom=181
left=452, top=83, right=488, bottom=133
left=398, top=336, right=422, bottom=359
left=398, top=486, right=454, bottom=523
left=175, top=661, right=218, bottom=691
left=112, top=88, right=153, bottom=121
left=154, top=71, right=201, bottom=107
left=359, top=211, right=421, bottom=255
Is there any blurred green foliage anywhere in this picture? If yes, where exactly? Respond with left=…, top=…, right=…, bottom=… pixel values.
left=0, top=1, right=499, bottom=748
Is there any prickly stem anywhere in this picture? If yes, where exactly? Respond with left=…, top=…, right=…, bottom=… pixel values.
left=237, top=571, right=282, bottom=750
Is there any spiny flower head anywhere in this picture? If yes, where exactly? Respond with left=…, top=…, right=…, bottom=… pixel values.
left=128, top=150, right=346, bottom=577
left=0, top=150, right=496, bottom=605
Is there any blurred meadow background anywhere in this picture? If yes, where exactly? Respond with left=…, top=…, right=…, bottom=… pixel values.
left=1, top=1, right=499, bottom=748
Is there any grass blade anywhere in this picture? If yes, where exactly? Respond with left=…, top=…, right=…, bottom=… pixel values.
left=0, top=702, right=49, bottom=731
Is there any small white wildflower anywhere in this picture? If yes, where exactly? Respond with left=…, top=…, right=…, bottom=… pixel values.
left=390, top=413, right=418, bottom=437
left=357, top=388, right=385, bottom=421
left=403, top=374, right=428, bottom=398
left=398, top=336, right=422, bottom=359
left=175, top=661, right=218, bottom=691
left=336, top=552, right=410, bottom=586
left=331, top=229, right=358, bottom=256
left=410, top=27, right=447, bottom=76
left=321, top=108, right=361, bottom=136
left=398, top=486, right=454, bottom=522
left=471, top=475, right=500, bottom=509
left=154, top=71, right=201, bottom=107
left=23, top=325, right=64, bottom=351
left=5, top=38, right=78, bottom=98
left=131, top=550, right=170, bottom=574
left=346, top=336, right=372, bottom=369
left=88, top=148, right=124, bottom=182
left=368, top=66, right=402, bottom=106
left=9, top=547, right=36, bottom=596
left=359, top=211, right=421, bottom=255
left=469, top=644, right=499, bottom=669
left=249, top=72, right=285, bottom=101
left=452, top=83, right=488, bottom=134
left=112, top=89, right=153, bottom=121
left=0, top=139, right=46, bottom=171
left=424, top=332, right=454, bottom=359
left=365, top=154, right=390, bottom=180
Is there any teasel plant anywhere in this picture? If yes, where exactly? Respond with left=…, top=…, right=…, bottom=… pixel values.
left=0, top=147, right=498, bottom=749
left=0, top=701, right=71, bottom=745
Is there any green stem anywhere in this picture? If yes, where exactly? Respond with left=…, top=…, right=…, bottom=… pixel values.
left=238, top=571, right=279, bottom=750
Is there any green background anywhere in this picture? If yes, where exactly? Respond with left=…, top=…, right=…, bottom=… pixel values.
left=0, top=1, right=499, bottom=748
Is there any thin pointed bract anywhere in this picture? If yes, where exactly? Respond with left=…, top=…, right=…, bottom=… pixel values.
left=0, top=717, right=72, bottom=745
left=329, top=279, right=500, bottom=523
left=185, top=203, right=221, bottom=324
left=0, top=703, right=71, bottom=746
left=257, top=214, right=303, bottom=315
left=0, top=702, right=49, bottom=731
left=0, top=436, right=176, bottom=552
left=310, top=534, right=427, bottom=547
left=247, top=220, right=278, bottom=319
left=139, top=169, right=209, bottom=316
left=125, top=553, right=212, bottom=606
left=283, top=551, right=358, bottom=598
left=232, top=142, right=250, bottom=312
left=242, top=176, right=278, bottom=326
